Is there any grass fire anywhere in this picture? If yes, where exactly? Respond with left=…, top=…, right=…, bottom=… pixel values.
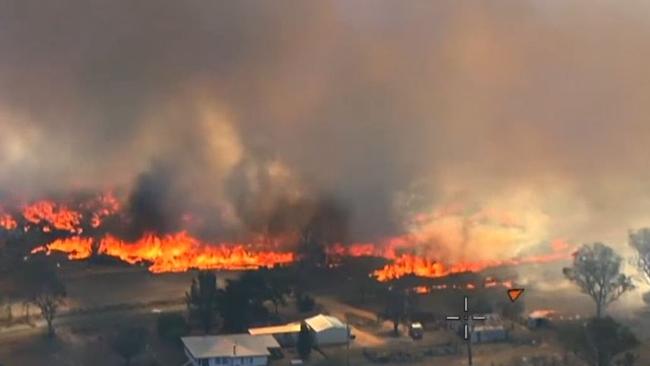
left=0, top=192, right=574, bottom=279
left=3, top=1, right=650, bottom=366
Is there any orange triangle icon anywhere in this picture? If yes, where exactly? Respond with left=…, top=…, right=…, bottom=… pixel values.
left=507, top=288, right=524, bottom=302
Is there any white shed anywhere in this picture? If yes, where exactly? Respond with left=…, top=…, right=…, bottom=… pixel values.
left=182, top=334, right=280, bottom=366
left=304, top=314, right=350, bottom=346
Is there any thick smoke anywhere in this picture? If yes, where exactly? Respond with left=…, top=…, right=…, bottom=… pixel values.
left=122, top=163, right=184, bottom=240
left=2, top=1, right=650, bottom=259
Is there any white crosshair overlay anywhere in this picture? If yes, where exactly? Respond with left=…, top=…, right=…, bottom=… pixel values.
left=445, top=296, right=487, bottom=340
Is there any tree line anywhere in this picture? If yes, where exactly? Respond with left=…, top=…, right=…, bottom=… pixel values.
left=4, top=225, right=650, bottom=365
left=529, top=230, right=650, bottom=366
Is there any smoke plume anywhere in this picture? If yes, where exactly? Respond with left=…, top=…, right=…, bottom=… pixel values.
left=2, top=1, right=650, bottom=260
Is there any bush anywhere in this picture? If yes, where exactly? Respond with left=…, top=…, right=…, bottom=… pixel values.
left=297, top=294, right=315, bottom=313
left=558, top=317, right=638, bottom=366
left=111, top=326, right=147, bottom=366
left=157, top=313, right=188, bottom=344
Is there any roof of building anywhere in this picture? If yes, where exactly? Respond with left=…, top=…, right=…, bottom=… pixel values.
left=247, top=314, right=347, bottom=336
left=182, top=334, right=279, bottom=359
left=305, top=314, right=346, bottom=333
left=248, top=323, right=302, bottom=336
left=528, top=309, right=557, bottom=319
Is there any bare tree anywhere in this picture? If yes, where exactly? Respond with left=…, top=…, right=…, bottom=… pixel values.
left=20, top=258, right=66, bottom=337
left=629, top=228, right=650, bottom=283
left=563, top=243, right=634, bottom=318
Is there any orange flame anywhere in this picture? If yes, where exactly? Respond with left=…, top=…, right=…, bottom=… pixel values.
left=23, top=201, right=83, bottom=233
left=373, top=254, right=448, bottom=281
left=99, top=232, right=294, bottom=273
left=413, top=286, right=430, bottom=294
left=33, top=231, right=295, bottom=273
left=529, top=309, right=557, bottom=318
left=31, top=236, right=93, bottom=260
left=0, top=213, right=17, bottom=230
left=372, top=240, right=573, bottom=282
left=18, top=193, right=572, bottom=279
left=87, top=192, right=121, bottom=228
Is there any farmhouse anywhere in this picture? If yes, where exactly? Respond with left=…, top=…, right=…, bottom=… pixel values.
left=182, top=334, right=280, bottom=366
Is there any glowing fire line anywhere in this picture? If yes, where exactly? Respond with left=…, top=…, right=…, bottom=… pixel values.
left=7, top=193, right=573, bottom=278
left=31, top=232, right=295, bottom=273
left=370, top=245, right=573, bottom=282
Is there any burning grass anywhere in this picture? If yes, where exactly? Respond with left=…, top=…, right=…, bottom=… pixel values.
left=31, top=232, right=295, bottom=273
left=3, top=192, right=573, bottom=279
left=370, top=241, right=573, bottom=282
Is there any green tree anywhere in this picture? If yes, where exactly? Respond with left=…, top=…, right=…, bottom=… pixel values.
left=239, top=270, right=286, bottom=313
left=111, top=326, right=147, bottom=366
left=563, top=243, right=634, bottom=318
left=22, top=259, right=66, bottom=337
left=186, top=271, right=219, bottom=333
left=157, top=313, right=188, bottom=345
left=259, top=268, right=290, bottom=314
left=218, top=275, right=270, bottom=332
left=558, top=317, right=639, bottom=366
left=296, top=321, right=313, bottom=360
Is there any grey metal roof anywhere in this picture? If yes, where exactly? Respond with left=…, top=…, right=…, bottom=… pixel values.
left=182, top=334, right=279, bottom=358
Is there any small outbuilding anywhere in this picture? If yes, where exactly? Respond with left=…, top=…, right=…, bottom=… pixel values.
left=304, top=314, right=351, bottom=346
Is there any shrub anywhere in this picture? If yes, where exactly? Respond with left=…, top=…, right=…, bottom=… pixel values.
left=297, top=294, right=315, bottom=313
left=111, top=326, right=147, bottom=366
left=157, top=313, right=188, bottom=344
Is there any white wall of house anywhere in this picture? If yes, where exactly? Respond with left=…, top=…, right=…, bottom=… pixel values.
left=207, top=356, right=267, bottom=366
left=312, top=326, right=349, bottom=346
left=184, top=351, right=267, bottom=366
